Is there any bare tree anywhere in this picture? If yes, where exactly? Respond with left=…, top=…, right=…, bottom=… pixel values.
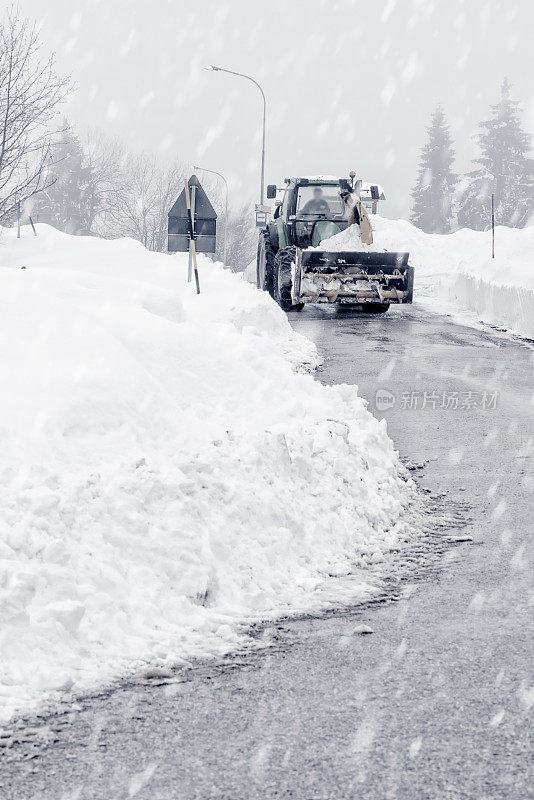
left=60, top=125, right=254, bottom=265
left=198, top=179, right=254, bottom=270
left=0, top=8, right=70, bottom=222
left=224, top=202, right=257, bottom=272
left=100, top=151, right=187, bottom=251
left=83, top=129, right=126, bottom=233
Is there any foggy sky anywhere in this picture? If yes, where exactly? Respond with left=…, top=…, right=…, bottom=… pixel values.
left=14, top=0, right=534, bottom=219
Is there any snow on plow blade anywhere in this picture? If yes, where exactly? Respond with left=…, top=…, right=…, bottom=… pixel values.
left=298, top=250, right=414, bottom=305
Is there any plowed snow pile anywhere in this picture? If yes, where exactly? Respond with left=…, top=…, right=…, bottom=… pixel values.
left=318, top=217, right=534, bottom=339
left=0, top=225, right=415, bottom=722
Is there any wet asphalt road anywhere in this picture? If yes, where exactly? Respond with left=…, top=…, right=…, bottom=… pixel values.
left=1, top=302, right=533, bottom=799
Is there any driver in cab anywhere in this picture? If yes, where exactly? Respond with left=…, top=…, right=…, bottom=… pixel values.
left=300, top=186, right=331, bottom=216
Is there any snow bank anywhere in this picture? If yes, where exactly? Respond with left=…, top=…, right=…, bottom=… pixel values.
left=318, top=217, right=534, bottom=340
left=242, top=257, right=257, bottom=284
left=0, top=225, right=415, bottom=722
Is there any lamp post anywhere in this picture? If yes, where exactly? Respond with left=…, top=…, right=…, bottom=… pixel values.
left=204, top=65, right=266, bottom=206
left=194, top=165, right=229, bottom=266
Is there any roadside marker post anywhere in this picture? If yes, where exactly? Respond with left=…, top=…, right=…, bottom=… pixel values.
left=491, top=193, right=495, bottom=259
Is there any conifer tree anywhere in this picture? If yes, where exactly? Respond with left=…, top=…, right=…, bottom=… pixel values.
left=457, top=78, right=533, bottom=230
left=411, top=106, right=458, bottom=234
left=37, top=125, right=92, bottom=234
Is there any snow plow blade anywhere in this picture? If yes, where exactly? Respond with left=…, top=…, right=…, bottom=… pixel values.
left=298, top=250, right=414, bottom=306
left=301, top=250, right=410, bottom=271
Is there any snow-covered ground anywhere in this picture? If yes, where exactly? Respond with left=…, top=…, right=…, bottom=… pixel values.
left=317, top=217, right=534, bottom=340
left=0, top=225, right=416, bottom=723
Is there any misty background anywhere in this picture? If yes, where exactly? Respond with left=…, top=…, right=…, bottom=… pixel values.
left=13, top=0, right=534, bottom=220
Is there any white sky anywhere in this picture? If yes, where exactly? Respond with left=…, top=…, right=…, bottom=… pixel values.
left=13, top=0, right=534, bottom=218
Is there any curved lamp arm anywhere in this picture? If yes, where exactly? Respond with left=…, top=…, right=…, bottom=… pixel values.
left=205, top=65, right=266, bottom=205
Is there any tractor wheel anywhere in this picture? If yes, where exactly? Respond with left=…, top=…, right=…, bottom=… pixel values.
left=363, top=303, right=390, bottom=314
left=274, top=247, right=304, bottom=312
left=257, top=229, right=276, bottom=297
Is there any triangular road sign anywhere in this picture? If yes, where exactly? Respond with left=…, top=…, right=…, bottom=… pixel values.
left=168, top=174, right=217, bottom=221
left=168, top=175, right=217, bottom=254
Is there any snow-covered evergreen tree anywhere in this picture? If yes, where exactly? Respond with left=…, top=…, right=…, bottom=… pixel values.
left=457, top=79, right=533, bottom=230
left=37, top=125, right=93, bottom=234
left=410, top=106, right=458, bottom=234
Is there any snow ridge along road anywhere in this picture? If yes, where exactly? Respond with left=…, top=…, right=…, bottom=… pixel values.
left=0, top=225, right=417, bottom=723
left=2, top=302, right=532, bottom=800
left=308, top=215, right=534, bottom=340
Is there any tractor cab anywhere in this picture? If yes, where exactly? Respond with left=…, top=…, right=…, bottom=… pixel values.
left=269, top=177, right=349, bottom=249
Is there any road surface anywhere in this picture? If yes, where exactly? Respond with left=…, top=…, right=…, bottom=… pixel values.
left=1, top=302, right=533, bottom=799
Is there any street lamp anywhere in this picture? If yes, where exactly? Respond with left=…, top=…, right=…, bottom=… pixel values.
left=194, top=164, right=229, bottom=266
left=204, top=64, right=266, bottom=206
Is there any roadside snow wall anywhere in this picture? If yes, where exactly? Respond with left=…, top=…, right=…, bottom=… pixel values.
left=317, top=216, right=534, bottom=340
left=0, top=225, right=415, bottom=722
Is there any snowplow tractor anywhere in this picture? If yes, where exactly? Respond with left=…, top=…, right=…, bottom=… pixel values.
left=257, top=177, right=414, bottom=312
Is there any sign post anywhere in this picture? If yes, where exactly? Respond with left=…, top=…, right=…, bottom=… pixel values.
left=187, top=184, right=196, bottom=283
left=168, top=175, right=217, bottom=292
left=184, top=179, right=201, bottom=294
